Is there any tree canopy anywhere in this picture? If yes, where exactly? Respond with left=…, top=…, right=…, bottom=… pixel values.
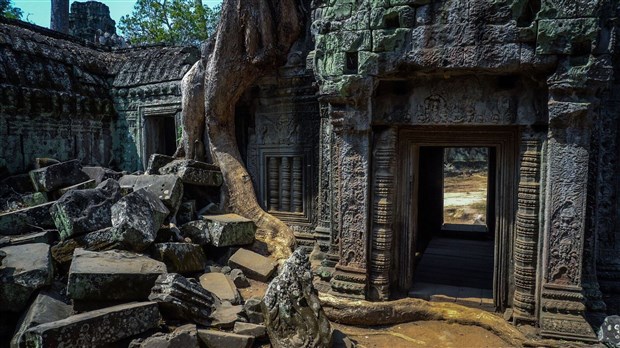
left=0, top=0, right=23, bottom=20
left=118, top=0, right=220, bottom=46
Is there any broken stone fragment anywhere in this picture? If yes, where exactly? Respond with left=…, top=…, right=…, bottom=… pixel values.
left=210, top=301, right=245, bottom=329
left=598, top=315, right=620, bottom=347
left=0, top=243, right=53, bottom=312
left=0, top=202, right=55, bottom=235
left=51, top=227, right=122, bottom=264
left=202, top=214, right=256, bottom=247
left=2, top=191, right=48, bottom=212
left=159, top=159, right=223, bottom=187
left=230, top=268, right=251, bottom=288
left=262, top=249, right=332, bottom=348
left=23, top=302, right=161, bottom=347
left=233, top=322, right=267, bottom=339
left=55, top=179, right=97, bottom=197
left=199, top=272, right=241, bottom=304
left=0, top=230, right=56, bottom=248
left=129, top=324, right=199, bottom=348
left=243, top=297, right=265, bottom=324
left=111, top=188, right=169, bottom=251
left=197, top=330, right=253, bottom=348
left=81, top=166, right=124, bottom=184
left=67, top=248, right=167, bottom=303
left=151, top=242, right=207, bottom=274
left=50, top=179, right=121, bottom=240
left=29, top=159, right=90, bottom=192
left=11, top=290, right=73, bottom=348
left=118, top=174, right=183, bottom=214
left=228, top=248, right=277, bottom=282
left=145, top=154, right=175, bottom=175
left=148, top=273, right=221, bottom=326
left=179, top=220, right=211, bottom=245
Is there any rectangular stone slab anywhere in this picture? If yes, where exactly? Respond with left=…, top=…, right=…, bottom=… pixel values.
left=0, top=202, right=55, bottom=235
left=23, top=302, right=161, bottom=347
left=228, top=248, right=277, bottom=282
left=67, top=248, right=167, bottom=302
left=197, top=330, right=253, bottom=348
left=29, top=159, right=89, bottom=192
left=199, top=272, right=240, bottom=304
left=202, top=214, right=256, bottom=247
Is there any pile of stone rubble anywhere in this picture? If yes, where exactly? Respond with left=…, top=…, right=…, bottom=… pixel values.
left=0, top=155, right=333, bottom=348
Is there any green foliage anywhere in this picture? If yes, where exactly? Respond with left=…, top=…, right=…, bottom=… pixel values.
left=0, top=0, right=23, bottom=20
left=119, top=0, right=220, bottom=46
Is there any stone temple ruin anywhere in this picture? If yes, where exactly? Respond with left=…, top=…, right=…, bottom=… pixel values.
left=2, top=0, right=620, bottom=346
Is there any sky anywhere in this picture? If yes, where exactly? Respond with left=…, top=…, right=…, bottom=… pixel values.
left=13, top=0, right=221, bottom=32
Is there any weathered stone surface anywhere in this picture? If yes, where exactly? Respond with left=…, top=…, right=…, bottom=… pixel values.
left=197, top=330, right=253, bottom=348
left=129, top=324, right=199, bottom=348
left=56, top=179, right=97, bottom=196
left=159, top=159, right=223, bottom=187
left=243, top=297, right=264, bottom=324
left=599, top=315, right=620, bottom=348
left=67, top=248, right=167, bottom=302
left=0, top=243, right=52, bottom=312
left=149, top=273, right=221, bottom=326
left=23, top=302, right=161, bottom=347
left=262, top=249, right=332, bottom=347
left=118, top=174, right=183, bottom=214
left=1, top=191, right=48, bottom=212
left=152, top=242, right=206, bottom=274
left=11, top=290, right=73, bottom=348
left=177, top=200, right=196, bottom=225
left=228, top=249, right=277, bottom=282
left=50, top=179, right=121, bottom=240
left=111, top=189, right=169, bottom=251
left=211, top=302, right=245, bottom=329
left=0, top=202, right=55, bottom=235
left=145, top=154, right=175, bottom=175
left=29, top=159, right=90, bottom=192
left=233, top=322, right=267, bottom=338
left=199, top=272, right=241, bottom=304
left=180, top=220, right=211, bottom=245
left=203, top=214, right=255, bottom=247
left=51, top=227, right=122, bottom=264
left=230, top=268, right=251, bottom=288
left=0, top=230, right=55, bottom=248
left=81, top=166, right=124, bottom=184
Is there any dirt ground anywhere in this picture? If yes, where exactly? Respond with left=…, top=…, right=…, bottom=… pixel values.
left=443, top=172, right=489, bottom=225
left=332, top=321, right=512, bottom=348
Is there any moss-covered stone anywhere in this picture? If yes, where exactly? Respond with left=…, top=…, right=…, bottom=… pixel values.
left=372, top=28, right=411, bottom=52
left=536, top=18, right=598, bottom=55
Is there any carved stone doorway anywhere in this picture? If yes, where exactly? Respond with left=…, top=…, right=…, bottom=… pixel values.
left=394, top=127, right=519, bottom=310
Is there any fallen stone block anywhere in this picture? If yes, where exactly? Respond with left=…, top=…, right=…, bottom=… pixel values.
left=67, top=248, right=167, bottom=302
left=2, top=191, right=48, bottom=212
left=0, top=202, right=55, bottom=235
left=0, top=230, right=55, bottom=248
left=111, top=189, right=169, bottom=251
left=197, top=330, right=253, bottom=348
left=0, top=243, right=53, bottom=312
left=151, top=242, right=207, bottom=274
left=243, top=297, right=264, bottom=324
left=262, top=249, right=332, bottom=348
left=180, top=220, right=211, bottom=245
left=159, top=159, right=223, bottom=187
left=55, top=179, right=97, bottom=197
left=228, top=248, right=277, bottom=282
left=149, top=273, right=221, bottom=326
left=177, top=200, right=196, bottom=225
left=29, top=159, right=90, bottom=192
left=23, top=302, right=161, bottom=347
left=118, top=174, right=183, bottom=214
left=11, top=290, right=73, bottom=348
left=230, top=268, right=251, bottom=288
left=233, top=322, right=267, bottom=339
left=51, top=227, right=122, bottom=264
left=50, top=179, right=121, bottom=240
left=202, top=214, right=255, bottom=247
left=199, top=272, right=241, bottom=304
left=211, top=301, right=245, bottom=329
left=81, top=166, right=124, bottom=184
left=129, top=323, right=199, bottom=348
left=145, top=154, right=175, bottom=175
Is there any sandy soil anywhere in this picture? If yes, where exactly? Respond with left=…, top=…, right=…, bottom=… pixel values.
left=443, top=172, right=489, bottom=225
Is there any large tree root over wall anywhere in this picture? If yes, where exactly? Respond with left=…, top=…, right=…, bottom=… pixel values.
left=319, top=294, right=588, bottom=348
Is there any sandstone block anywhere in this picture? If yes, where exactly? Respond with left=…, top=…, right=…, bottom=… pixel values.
left=228, top=248, right=276, bottom=282
left=56, top=179, right=97, bottom=196
left=0, top=202, right=55, bottom=235
left=233, top=322, right=267, bottom=339
left=159, top=159, right=223, bottom=187
left=81, top=166, right=124, bottom=184
left=29, top=159, right=90, bottom=192
left=129, top=324, right=199, bottom=348
left=202, top=214, right=256, bottom=247
left=118, top=174, right=183, bottom=214
left=67, top=248, right=167, bottom=302
left=243, top=297, right=264, bottom=324
left=0, top=230, right=55, bottom=248
left=199, top=272, right=240, bottom=304
left=145, top=154, right=175, bottom=175
left=152, top=242, right=206, bottom=274
left=180, top=220, right=211, bottom=245
left=51, top=227, right=121, bottom=264
left=197, top=330, right=253, bottom=348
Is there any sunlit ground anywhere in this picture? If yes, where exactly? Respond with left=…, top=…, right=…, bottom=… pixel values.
left=443, top=172, right=488, bottom=225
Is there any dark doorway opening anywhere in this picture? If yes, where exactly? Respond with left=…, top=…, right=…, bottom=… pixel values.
left=144, top=115, right=177, bottom=162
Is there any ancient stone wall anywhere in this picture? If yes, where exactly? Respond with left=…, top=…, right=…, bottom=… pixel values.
left=69, top=1, right=116, bottom=43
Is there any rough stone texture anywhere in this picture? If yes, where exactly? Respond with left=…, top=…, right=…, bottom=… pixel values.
left=151, top=242, right=206, bottom=274
left=29, top=160, right=90, bottom=193
left=10, top=290, right=73, bottom=348
left=51, top=227, right=121, bottom=264
left=0, top=230, right=56, bottom=247
left=211, top=302, right=245, bottom=329
left=0, top=243, right=52, bottom=312
left=159, top=159, right=223, bottom=187
left=228, top=248, right=277, bottom=282
left=177, top=200, right=197, bottom=225
left=56, top=179, right=97, bottom=196
left=148, top=273, right=221, bottom=326
left=197, top=330, right=253, bottom=348
left=69, top=1, right=116, bottom=43
left=230, top=268, right=251, bottom=288
left=599, top=316, right=620, bottom=348
left=111, top=188, right=169, bottom=251
left=199, top=272, right=241, bottom=304
left=0, top=202, right=55, bottom=235
left=202, top=214, right=256, bottom=247
left=243, top=297, right=265, bottom=324
left=262, top=249, right=332, bottom=347
left=23, top=302, right=161, bottom=347
left=146, top=154, right=175, bottom=175
left=118, top=174, right=184, bottom=214
left=233, top=322, right=267, bottom=338
left=67, top=248, right=166, bottom=302
left=129, top=324, right=199, bottom=348
left=180, top=220, right=211, bottom=245
left=81, top=166, right=123, bottom=185
left=50, top=179, right=121, bottom=240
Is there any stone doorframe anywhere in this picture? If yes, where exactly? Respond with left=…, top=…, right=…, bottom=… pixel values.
left=377, top=126, right=520, bottom=309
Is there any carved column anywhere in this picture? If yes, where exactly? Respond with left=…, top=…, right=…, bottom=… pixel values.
left=368, top=127, right=397, bottom=301
left=268, top=157, right=279, bottom=211
left=512, top=135, right=542, bottom=324
left=313, top=105, right=332, bottom=255
left=292, top=156, right=303, bottom=213
left=280, top=157, right=291, bottom=211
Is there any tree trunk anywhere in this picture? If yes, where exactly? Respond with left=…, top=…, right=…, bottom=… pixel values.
left=180, top=0, right=304, bottom=259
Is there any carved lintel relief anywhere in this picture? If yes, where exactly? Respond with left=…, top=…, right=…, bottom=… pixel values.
left=512, top=135, right=542, bottom=324
left=368, top=127, right=397, bottom=301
